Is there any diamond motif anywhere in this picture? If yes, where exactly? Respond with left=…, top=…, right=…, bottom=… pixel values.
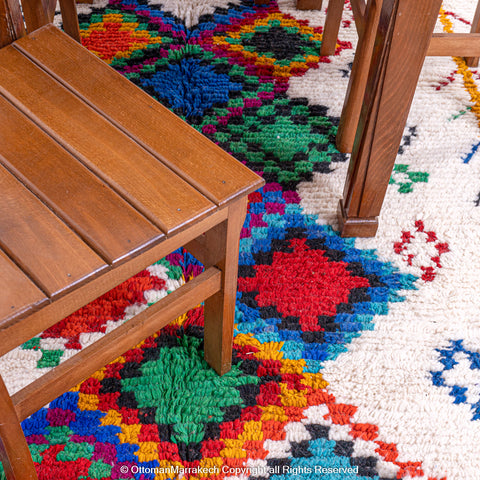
left=431, top=339, right=480, bottom=421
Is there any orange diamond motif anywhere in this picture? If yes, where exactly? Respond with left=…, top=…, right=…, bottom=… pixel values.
left=81, top=15, right=160, bottom=63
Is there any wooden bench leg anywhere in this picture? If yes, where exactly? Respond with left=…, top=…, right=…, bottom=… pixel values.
left=0, top=375, right=38, bottom=480
left=187, top=198, right=247, bottom=375
left=297, top=0, right=323, bottom=10
left=465, top=2, right=480, bottom=67
left=338, top=0, right=442, bottom=237
left=320, top=0, right=344, bottom=56
left=41, top=0, right=57, bottom=22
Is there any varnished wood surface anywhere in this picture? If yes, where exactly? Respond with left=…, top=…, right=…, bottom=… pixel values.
left=0, top=164, right=107, bottom=298
left=0, top=47, right=216, bottom=236
left=0, top=23, right=259, bottom=331
left=466, top=1, right=480, bottom=67
left=320, top=0, right=344, bottom=56
left=204, top=198, right=248, bottom=375
left=0, top=208, right=229, bottom=355
left=0, top=0, right=24, bottom=47
left=14, top=25, right=264, bottom=207
left=351, top=0, right=367, bottom=37
left=336, top=0, right=381, bottom=153
left=42, top=0, right=57, bottom=22
left=0, top=24, right=263, bottom=331
left=58, top=0, right=81, bottom=42
left=428, top=33, right=480, bottom=57
left=0, top=92, right=164, bottom=265
left=0, top=375, right=38, bottom=479
left=333, top=0, right=480, bottom=235
left=326, top=0, right=480, bottom=155
left=296, top=0, right=322, bottom=10
left=0, top=251, right=48, bottom=325
left=19, top=0, right=48, bottom=33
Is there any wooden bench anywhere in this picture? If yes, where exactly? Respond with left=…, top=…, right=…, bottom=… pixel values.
left=0, top=0, right=264, bottom=478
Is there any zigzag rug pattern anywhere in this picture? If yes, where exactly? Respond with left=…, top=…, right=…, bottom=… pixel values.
left=1, top=1, right=480, bottom=479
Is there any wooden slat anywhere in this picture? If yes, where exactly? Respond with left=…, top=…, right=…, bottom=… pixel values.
left=13, top=25, right=265, bottom=206
left=0, top=95, right=164, bottom=266
left=12, top=267, right=222, bottom=421
left=0, top=250, right=48, bottom=325
left=0, top=206, right=228, bottom=354
left=19, top=0, right=49, bottom=33
left=0, top=0, right=25, bottom=47
left=0, top=46, right=216, bottom=236
left=428, top=33, right=480, bottom=57
left=0, top=164, right=107, bottom=299
left=296, top=0, right=323, bottom=10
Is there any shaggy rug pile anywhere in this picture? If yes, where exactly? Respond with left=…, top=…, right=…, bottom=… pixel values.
left=1, top=1, right=480, bottom=479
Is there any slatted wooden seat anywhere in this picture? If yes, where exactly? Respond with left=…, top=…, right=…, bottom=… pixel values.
left=0, top=0, right=264, bottom=478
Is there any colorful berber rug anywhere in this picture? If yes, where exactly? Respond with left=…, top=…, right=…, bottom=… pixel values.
left=1, top=1, right=480, bottom=479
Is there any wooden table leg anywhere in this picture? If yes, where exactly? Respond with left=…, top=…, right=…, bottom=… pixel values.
left=0, top=375, right=38, bottom=480
left=338, top=0, right=442, bottom=237
left=466, top=1, right=480, bottom=67
left=336, top=0, right=382, bottom=153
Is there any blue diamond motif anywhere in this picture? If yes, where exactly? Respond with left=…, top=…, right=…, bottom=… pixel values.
left=431, top=339, right=480, bottom=421
left=141, top=58, right=241, bottom=117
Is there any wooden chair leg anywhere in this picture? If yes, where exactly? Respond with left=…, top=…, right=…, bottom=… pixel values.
left=320, top=0, right=344, bottom=56
left=0, top=375, right=38, bottom=480
left=336, top=0, right=382, bottom=153
left=59, top=0, right=82, bottom=43
left=202, top=198, right=247, bottom=375
left=338, top=0, right=442, bottom=237
left=42, top=0, right=57, bottom=22
left=465, top=1, right=480, bottom=67
left=297, top=0, right=323, bottom=10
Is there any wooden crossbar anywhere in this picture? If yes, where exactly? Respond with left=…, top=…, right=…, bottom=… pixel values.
left=12, top=267, right=222, bottom=422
